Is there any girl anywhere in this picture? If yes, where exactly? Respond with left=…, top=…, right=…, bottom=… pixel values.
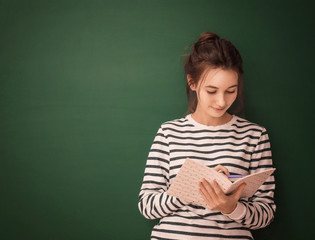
left=138, top=32, right=276, bottom=240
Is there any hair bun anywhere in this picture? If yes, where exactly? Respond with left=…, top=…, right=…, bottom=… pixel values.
left=197, top=32, right=220, bottom=44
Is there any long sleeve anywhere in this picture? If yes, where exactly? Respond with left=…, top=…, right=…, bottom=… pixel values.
left=138, top=127, right=186, bottom=219
left=227, top=128, right=276, bottom=229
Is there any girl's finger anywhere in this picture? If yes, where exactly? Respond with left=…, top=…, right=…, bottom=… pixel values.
left=232, top=183, right=246, bottom=200
left=200, top=179, right=219, bottom=201
left=199, top=183, right=214, bottom=207
left=214, top=165, right=229, bottom=175
left=211, top=180, right=225, bottom=197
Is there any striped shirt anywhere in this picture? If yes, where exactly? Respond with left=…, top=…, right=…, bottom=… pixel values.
left=138, top=114, right=276, bottom=240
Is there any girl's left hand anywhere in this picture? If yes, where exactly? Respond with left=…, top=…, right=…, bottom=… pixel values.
left=199, top=179, right=246, bottom=214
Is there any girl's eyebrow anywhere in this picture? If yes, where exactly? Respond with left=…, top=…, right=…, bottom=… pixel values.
left=205, top=84, right=238, bottom=89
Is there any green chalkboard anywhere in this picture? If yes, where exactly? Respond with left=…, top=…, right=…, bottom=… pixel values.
left=1, top=0, right=314, bottom=239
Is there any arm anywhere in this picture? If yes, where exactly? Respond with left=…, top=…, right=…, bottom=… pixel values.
left=233, top=129, right=276, bottom=229
left=224, top=128, right=276, bottom=229
left=138, top=127, right=186, bottom=219
left=200, top=128, right=276, bottom=229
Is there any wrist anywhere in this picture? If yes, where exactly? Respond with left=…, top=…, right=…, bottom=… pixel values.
left=223, top=202, right=247, bottom=220
left=221, top=203, right=237, bottom=214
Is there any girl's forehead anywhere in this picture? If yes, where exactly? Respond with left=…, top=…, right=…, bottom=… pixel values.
left=200, top=68, right=238, bottom=87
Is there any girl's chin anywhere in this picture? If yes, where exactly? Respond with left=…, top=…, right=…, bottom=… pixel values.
left=209, top=108, right=227, bottom=116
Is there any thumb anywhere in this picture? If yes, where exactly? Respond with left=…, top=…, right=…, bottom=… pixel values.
left=232, top=183, right=246, bottom=200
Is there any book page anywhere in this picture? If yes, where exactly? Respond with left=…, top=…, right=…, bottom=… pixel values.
left=167, top=158, right=275, bottom=207
left=227, top=168, right=275, bottom=198
left=167, top=158, right=232, bottom=207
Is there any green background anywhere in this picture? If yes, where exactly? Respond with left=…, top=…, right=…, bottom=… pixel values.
left=1, top=0, right=314, bottom=239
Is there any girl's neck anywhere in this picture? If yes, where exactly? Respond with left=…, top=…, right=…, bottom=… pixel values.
left=191, top=112, right=233, bottom=127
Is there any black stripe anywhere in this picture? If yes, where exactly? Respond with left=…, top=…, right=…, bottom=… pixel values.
left=163, top=122, right=194, bottom=128
left=177, top=198, right=186, bottom=206
left=169, top=155, right=251, bottom=166
left=250, top=156, right=272, bottom=162
left=167, top=212, right=237, bottom=224
left=187, top=204, right=206, bottom=210
left=249, top=165, right=274, bottom=170
left=144, top=173, right=166, bottom=177
left=164, top=195, right=172, bottom=212
left=153, top=228, right=253, bottom=239
left=170, top=147, right=252, bottom=155
left=149, top=194, right=159, bottom=219
left=156, top=132, right=165, bottom=138
left=170, top=197, right=180, bottom=209
left=145, top=165, right=168, bottom=173
left=159, top=194, right=167, bottom=215
left=235, top=119, right=251, bottom=123
left=139, top=196, right=144, bottom=213
left=142, top=180, right=166, bottom=186
left=150, top=149, right=169, bottom=155
left=159, top=220, right=249, bottom=231
left=234, top=120, right=262, bottom=128
left=232, top=123, right=260, bottom=130
left=167, top=118, right=189, bottom=124
left=167, top=133, right=260, bottom=141
left=257, top=139, right=270, bottom=145
left=252, top=195, right=274, bottom=201
left=169, top=141, right=257, bottom=148
left=167, top=211, right=221, bottom=220
left=151, top=235, right=177, bottom=240
left=153, top=202, right=162, bottom=218
left=144, top=173, right=168, bottom=181
left=147, top=157, right=169, bottom=164
left=248, top=205, right=255, bottom=226
left=256, top=189, right=275, bottom=194
left=262, top=181, right=276, bottom=185
left=162, top=126, right=262, bottom=135
left=140, top=187, right=164, bottom=192
left=153, top=140, right=169, bottom=147
left=252, top=148, right=272, bottom=154
left=261, top=131, right=268, bottom=136
left=143, top=193, right=153, bottom=218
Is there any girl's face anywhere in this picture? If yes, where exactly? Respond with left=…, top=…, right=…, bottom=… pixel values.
left=189, top=68, right=238, bottom=125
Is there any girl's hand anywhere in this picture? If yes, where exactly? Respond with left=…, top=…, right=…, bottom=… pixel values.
left=199, top=178, right=246, bottom=214
left=213, top=164, right=229, bottom=175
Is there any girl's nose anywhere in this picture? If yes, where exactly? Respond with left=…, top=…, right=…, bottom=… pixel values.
left=216, top=94, right=226, bottom=108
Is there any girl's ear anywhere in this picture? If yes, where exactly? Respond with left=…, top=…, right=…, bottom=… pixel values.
left=187, top=75, right=197, bottom=91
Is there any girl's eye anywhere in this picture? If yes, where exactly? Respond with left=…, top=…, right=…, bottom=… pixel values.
left=226, top=90, right=236, bottom=94
left=207, top=91, right=216, bottom=94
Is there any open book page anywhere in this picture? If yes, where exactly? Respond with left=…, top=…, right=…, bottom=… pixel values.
left=226, top=168, right=275, bottom=198
left=167, top=158, right=232, bottom=207
left=167, top=158, right=275, bottom=207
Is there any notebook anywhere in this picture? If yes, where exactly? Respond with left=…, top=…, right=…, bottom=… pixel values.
left=167, top=158, right=275, bottom=207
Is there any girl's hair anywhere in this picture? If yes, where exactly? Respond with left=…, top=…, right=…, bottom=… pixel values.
left=184, top=32, right=244, bottom=115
